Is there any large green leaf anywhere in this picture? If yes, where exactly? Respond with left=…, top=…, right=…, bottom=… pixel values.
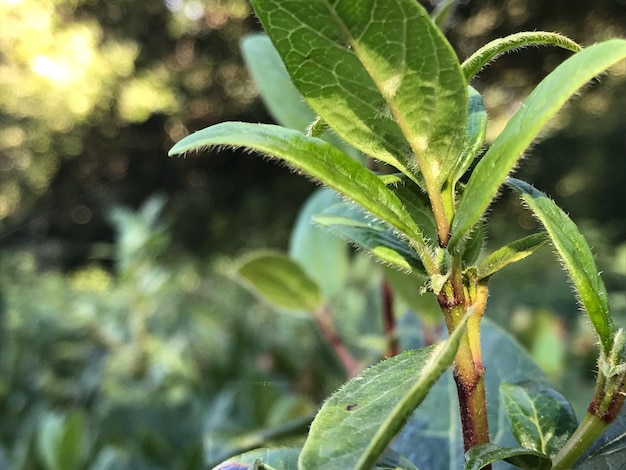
left=505, top=178, right=614, bottom=354
left=235, top=251, right=322, bottom=312
left=298, top=314, right=469, bottom=469
left=464, top=443, right=551, bottom=470
left=37, top=411, right=89, bottom=470
left=169, top=123, right=431, bottom=268
left=500, top=381, right=577, bottom=458
left=313, top=202, right=426, bottom=276
left=250, top=0, right=467, bottom=188
left=450, top=39, right=626, bottom=250
left=288, top=188, right=349, bottom=299
left=392, top=317, right=547, bottom=469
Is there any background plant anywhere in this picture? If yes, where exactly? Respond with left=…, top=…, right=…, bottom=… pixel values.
left=170, top=0, right=626, bottom=468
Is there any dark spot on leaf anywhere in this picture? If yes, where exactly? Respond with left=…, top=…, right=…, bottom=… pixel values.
left=346, top=403, right=358, bottom=411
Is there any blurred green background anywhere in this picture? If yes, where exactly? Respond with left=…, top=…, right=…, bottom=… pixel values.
left=0, top=0, right=624, bottom=468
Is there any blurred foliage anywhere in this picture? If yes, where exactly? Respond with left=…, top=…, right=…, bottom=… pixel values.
left=0, top=0, right=624, bottom=467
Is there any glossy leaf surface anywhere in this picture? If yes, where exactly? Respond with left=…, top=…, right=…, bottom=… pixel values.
left=500, top=381, right=577, bottom=458
left=464, top=443, right=551, bottom=470
left=250, top=0, right=467, bottom=188
left=506, top=177, right=614, bottom=353
left=450, top=39, right=626, bottom=250
left=452, top=86, right=487, bottom=184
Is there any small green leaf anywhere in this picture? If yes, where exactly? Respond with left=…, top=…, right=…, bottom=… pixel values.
left=213, top=447, right=301, bottom=470
left=478, top=232, right=549, bottom=279
left=450, top=39, right=626, bottom=250
left=288, top=188, right=349, bottom=299
left=298, top=313, right=470, bottom=469
left=464, top=443, right=552, bottom=470
left=506, top=177, right=614, bottom=354
left=452, top=86, right=487, bottom=185
left=169, top=123, right=433, bottom=272
left=462, top=222, right=484, bottom=266
left=241, top=33, right=315, bottom=132
left=462, top=31, right=581, bottom=82
left=37, top=410, right=89, bottom=470
left=235, top=251, right=321, bottom=312
left=500, top=381, right=578, bottom=458
left=313, top=202, right=426, bottom=276
left=250, top=0, right=467, bottom=188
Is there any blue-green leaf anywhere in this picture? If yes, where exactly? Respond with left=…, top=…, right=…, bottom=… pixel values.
left=313, top=202, right=426, bottom=276
left=452, top=86, right=487, bottom=184
left=288, top=188, right=349, bottom=299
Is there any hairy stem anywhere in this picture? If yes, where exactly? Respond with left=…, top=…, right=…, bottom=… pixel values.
left=438, top=271, right=490, bottom=458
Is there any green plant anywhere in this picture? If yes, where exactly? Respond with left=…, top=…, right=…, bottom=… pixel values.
left=169, top=0, right=626, bottom=468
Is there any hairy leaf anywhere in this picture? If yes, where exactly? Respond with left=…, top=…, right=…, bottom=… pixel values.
left=478, top=232, right=549, bottom=279
left=506, top=177, right=613, bottom=353
left=250, top=0, right=467, bottom=188
left=462, top=32, right=581, bottom=81
left=213, top=447, right=301, bottom=470
left=169, top=123, right=432, bottom=269
left=450, top=39, right=626, bottom=250
left=500, top=381, right=577, bottom=458
left=314, top=202, right=427, bottom=276
left=298, top=314, right=469, bottom=469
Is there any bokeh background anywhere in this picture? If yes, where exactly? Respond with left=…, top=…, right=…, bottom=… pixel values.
left=0, top=0, right=624, bottom=468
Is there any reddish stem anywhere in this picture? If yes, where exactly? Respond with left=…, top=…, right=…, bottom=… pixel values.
left=314, top=307, right=361, bottom=377
left=381, top=278, right=399, bottom=357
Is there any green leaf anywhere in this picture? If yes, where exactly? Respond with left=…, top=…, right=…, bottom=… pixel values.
left=169, top=123, right=432, bottom=271
left=313, top=202, right=426, bottom=276
left=250, top=0, right=467, bottom=188
left=382, top=173, right=437, bottom=243
left=506, top=177, right=614, bottom=354
left=452, top=86, right=487, bottom=185
left=235, top=251, right=322, bottom=312
left=288, top=188, right=349, bottom=299
left=464, top=443, right=552, bottom=470
left=298, top=313, right=469, bottom=469
left=462, top=32, right=581, bottom=82
left=37, top=410, right=89, bottom=470
left=241, top=33, right=316, bottom=132
left=392, top=318, right=547, bottom=468
left=500, top=381, right=577, bottom=458
left=478, top=232, right=549, bottom=279
left=213, top=447, right=301, bottom=470
left=450, top=39, right=626, bottom=250
left=462, top=222, right=484, bottom=266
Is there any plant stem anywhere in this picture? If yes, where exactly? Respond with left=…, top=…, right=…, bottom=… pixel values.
left=438, top=271, right=490, bottom=461
left=381, top=278, right=399, bottom=357
left=550, top=412, right=610, bottom=469
left=314, top=306, right=361, bottom=377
